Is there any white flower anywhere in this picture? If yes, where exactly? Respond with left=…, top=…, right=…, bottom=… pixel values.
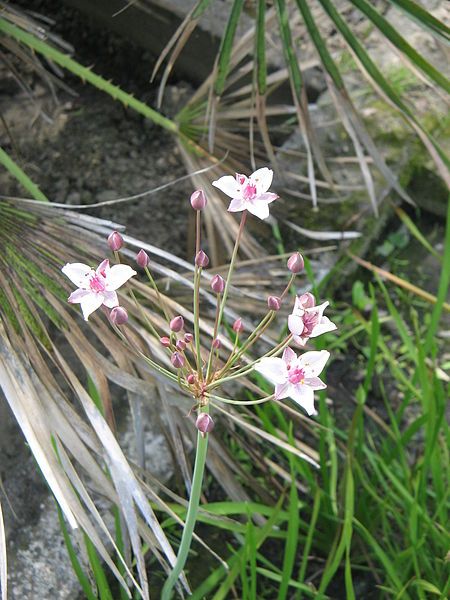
left=255, top=347, right=330, bottom=416
left=62, top=259, right=136, bottom=320
left=288, top=293, right=337, bottom=346
left=212, top=167, right=278, bottom=220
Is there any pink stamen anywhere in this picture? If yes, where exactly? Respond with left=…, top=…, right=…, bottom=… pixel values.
left=89, top=274, right=106, bottom=293
left=302, top=312, right=319, bottom=336
left=242, top=183, right=257, bottom=200
left=288, top=367, right=306, bottom=385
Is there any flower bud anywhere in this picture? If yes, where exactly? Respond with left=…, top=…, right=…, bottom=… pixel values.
left=184, top=333, right=193, bottom=343
left=108, top=231, right=123, bottom=251
left=287, top=252, right=304, bottom=273
left=211, top=274, right=225, bottom=294
left=176, top=339, right=186, bottom=351
left=212, top=338, right=221, bottom=349
left=190, top=189, right=207, bottom=211
left=195, top=250, right=209, bottom=268
left=170, top=315, right=184, bottom=332
left=232, top=318, right=243, bottom=333
left=110, top=306, right=128, bottom=325
left=160, top=336, right=171, bottom=347
left=267, top=295, right=281, bottom=311
left=136, top=249, right=149, bottom=268
left=171, top=352, right=185, bottom=369
left=299, top=292, right=315, bottom=309
left=186, top=373, right=196, bottom=385
left=196, top=412, right=214, bottom=435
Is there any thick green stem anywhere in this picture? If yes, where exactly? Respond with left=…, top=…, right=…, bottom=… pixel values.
left=0, top=146, right=48, bottom=202
left=161, top=427, right=209, bottom=600
left=0, top=19, right=177, bottom=134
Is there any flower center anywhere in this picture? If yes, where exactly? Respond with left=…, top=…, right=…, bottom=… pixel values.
left=242, top=183, right=257, bottom=200
left=288, top=367, right=306, bottom=385
left=89, top=274, right=106, bottom=293
left=302, top=312, right=318, bottom=336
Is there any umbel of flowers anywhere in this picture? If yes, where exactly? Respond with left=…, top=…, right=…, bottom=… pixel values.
left=61, top=167, right=336, bottom=599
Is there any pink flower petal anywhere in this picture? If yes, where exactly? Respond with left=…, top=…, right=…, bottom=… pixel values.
left=212, top=175, right=241, bottom=199
left=297, top=350, right=330, bottom=378
left=288, top=314, right=304, bottom=336
left=104, top=264, right=136, bottom=291
left=254, top=357, right=287, bottom=385
left=310, top=316, right=337, bottom=338
left=282, top=347, right=297, bottom=366
left=79, top=293, right=104, bottom=321
left=228, top=197, right=246, bottom=212
left=304, top=376, right=326, bottom=390
left=257, top=192, right=278, bottom=204
left=289, top=385, right=317, bottom=416
left=292, top=334, right=307, bottom=347
left=246, top=201, right=270, bottom=220
left=291, top=296, right=305, bottom=316
left=96, top=259, right=110, bottom=277
left=62, top=263, right=93, bottom=288
left=102, top=290, right=119, bottom=308
left=275, top=383, right=290, bottom=399
left=68, top=288, right=92, bottom=303
left=250, top=167, right=273, bottom=195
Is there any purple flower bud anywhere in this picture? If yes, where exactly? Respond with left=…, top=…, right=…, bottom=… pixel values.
left=187, top=373, right=196, bottom=385
left=136, top=249, right=149, bottom=268
left=190, top=189, right=207, bottom=211
left=195, top=250, right=209, bottom=268
left=108, top=231, right=124, bottom=252
left=196, top=413, right=214, bottom=435
left=170, top=316, right=184, bottom=332
left=110, top=306, right=128, bottom=325
left=184, top=333, right=193, bottom=343
left=176, top=339, right=186, bottom=351
left=299, top=292, right=315, bottom=309
left=160, top=336, right=171, bottom=347
left=211, top=274, right=225, bottom=294
left=171, top=352, right=185, bottom=369
left=212, top=338, right=221, bottom=349
left=267, top=295, right=281, bottom=311
left=233, top=318, right=243, bottom=333
left=287, top=252, right=304, bottom=273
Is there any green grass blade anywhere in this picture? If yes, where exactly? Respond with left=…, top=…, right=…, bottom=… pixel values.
left=57, top=507, right=97, bottom=600
left=318, top=460, right=355, bottom=595
left=424, top=196, right=450, bottom=353
left=394, top=206, right=442, bottom=261
left=354, top=519, right=411, bottom=598
left=0, top=146, right=48, bottom=201
left=214, top=0, right=244, bottom=96
left=296, top=489, right=321, bottom=600
left=192, top=0, right=213, bottom=19
left=349, top=0, right=450, bottom=93
left=386, top=0, right=450, bottom=42
left=257, top=568, right=319, bottom=597
left=278, top=444, right=300, bottom=600
left=256, top=0, right=267, bottom=95
left=294, top=0, right=343, bottom=88
left=85, top=534, right=115, bottom=600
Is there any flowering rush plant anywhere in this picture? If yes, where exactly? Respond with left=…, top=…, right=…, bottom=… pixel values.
left=61, top=168, right=336, bottom=599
